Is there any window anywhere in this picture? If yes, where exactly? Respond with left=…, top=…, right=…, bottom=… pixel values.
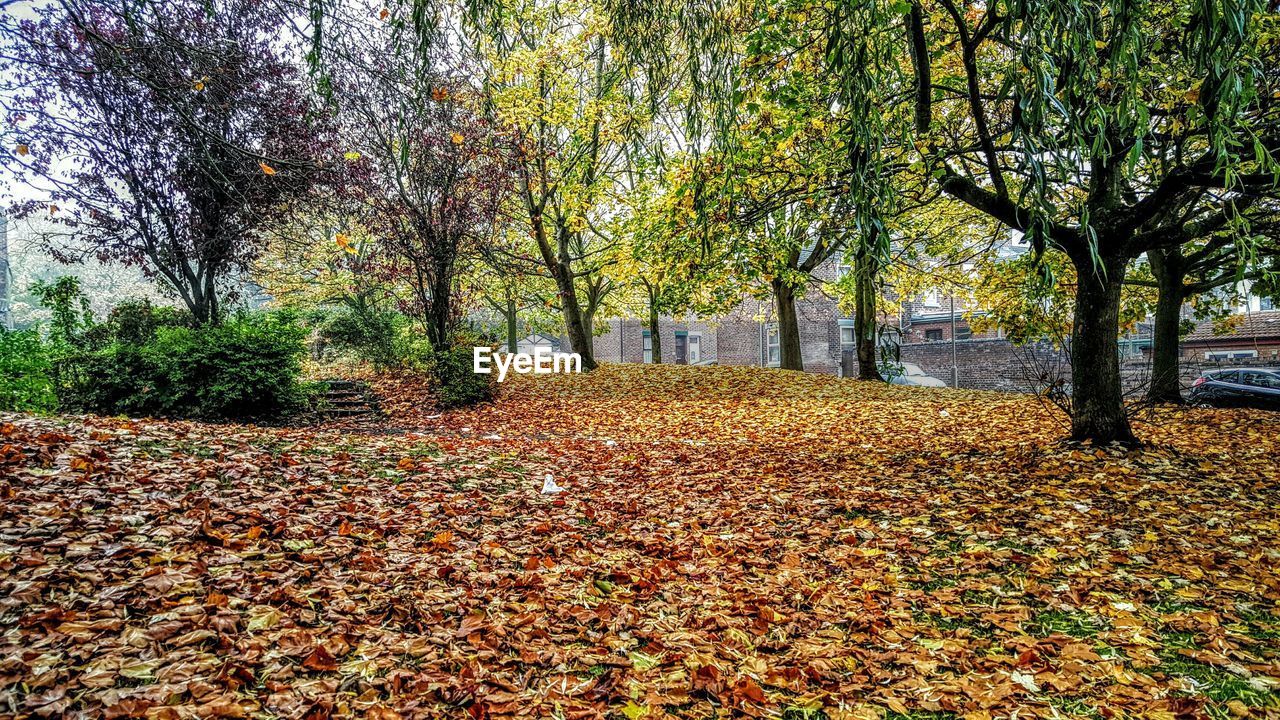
left=836, top=263, right=852, bottom=280
left=687, top=333, right=702, bottom=364
left=1261, top=296, right=1276, bottom=311
left=766, top=324, right=780, bottom=366
left=922, top=290, right=941, bottom=308
left=925, top=329, right=944, bottom=342
left=839, top=321, right=855, bottom=347
left=1242, top=371, right=1280, bottom=389
left=955, top=326, right=972, bottom=340
left=642, top=330, right=653, bottom=363
left=1205, top=350, right=1257, bottom=361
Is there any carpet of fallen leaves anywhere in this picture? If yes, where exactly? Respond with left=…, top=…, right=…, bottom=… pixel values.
left=2, top=365, right=1278, bottom=720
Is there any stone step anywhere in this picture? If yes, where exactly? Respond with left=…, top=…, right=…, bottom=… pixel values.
left=317, top=379, right=382, bottom=419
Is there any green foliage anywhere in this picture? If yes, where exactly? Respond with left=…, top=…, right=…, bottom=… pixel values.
left=320, top=305, right=401, bottom=369
left=0, top=329, right=59, bottom=412
left=30, top=276, right=94, bottom=346
left=62, top=311, right=315, bottom=421
left=428, top=345, right=494, bottom=409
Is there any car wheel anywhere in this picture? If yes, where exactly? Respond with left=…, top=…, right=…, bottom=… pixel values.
left=1190, top=397, right=1215, bottom=409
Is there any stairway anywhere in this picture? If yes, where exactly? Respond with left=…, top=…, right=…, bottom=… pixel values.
left=319, top=379, right=381, bottom=420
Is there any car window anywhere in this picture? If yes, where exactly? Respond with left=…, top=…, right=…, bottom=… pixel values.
left=1213, top=371, right=1238, bottom=383
left=1243, top=372, right=1280, bottom=389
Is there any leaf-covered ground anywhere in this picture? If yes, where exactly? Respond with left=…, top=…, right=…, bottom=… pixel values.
left=2, top=365, right=1278, bottom=720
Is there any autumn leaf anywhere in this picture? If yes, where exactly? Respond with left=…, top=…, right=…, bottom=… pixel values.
left=259, top=161, right=277, bottom=175
left=450, top=132, right=464, bottom=144
left=15, top=144, right=29, bottom=156
left=303, top=644, right=339, bottom=671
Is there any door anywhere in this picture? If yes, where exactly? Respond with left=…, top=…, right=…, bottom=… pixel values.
left=675, top=332, right=688, bottom=364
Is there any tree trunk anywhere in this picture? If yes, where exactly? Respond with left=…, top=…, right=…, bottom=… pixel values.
left=1147, top=251, right=1186, bottom=404
left=854, top=250, right=884, bottom=381
left=1069, top=254, right=1137, bottom=444
left=505, top=297, right=518, bottom=354
left=556, top=265, right=598, bottom=370
left=647, top=288, right=663, bottom=364
left=773, top=278, right=803, bottom=371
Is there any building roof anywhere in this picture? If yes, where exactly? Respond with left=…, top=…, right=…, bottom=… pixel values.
left=1184, top=311, right=1280, bottom=343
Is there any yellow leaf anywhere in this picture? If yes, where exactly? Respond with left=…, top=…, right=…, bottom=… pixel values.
left=343, top=151, right=362, bottom=161
left=193, top=77, right=206, bottom=91
left=450, top=132, right=464, bottom=145
left=620, top=701, right=649, bottom=719
left=15, top=144, right=29, bottom=156
left=259, top=162, right=277, bottom=175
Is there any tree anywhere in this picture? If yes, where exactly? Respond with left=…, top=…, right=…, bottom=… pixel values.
left=326, top=15, right=509, bottom=350
left=903, top=0, right=1280, bottom=443
left=2, top=0, right=335, bottom=325
left=1138, top=203, right=1280, bottom=404
left=474, top=0, right=646, bottom=370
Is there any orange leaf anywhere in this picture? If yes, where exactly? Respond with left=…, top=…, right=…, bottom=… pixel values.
left=303, top=645, right=338, bottom=671
left=432, top=530, right=455, bottom=546
left=259, top=162, right=277, bottom=175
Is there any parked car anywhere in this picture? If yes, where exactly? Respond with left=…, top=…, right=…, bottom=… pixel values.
left=1188, top=368, right=1280, bottom=410
left=882, top=362, right=949, bottom=388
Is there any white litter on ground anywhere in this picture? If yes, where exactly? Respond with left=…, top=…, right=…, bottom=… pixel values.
left=541, top=474, right=565, bottom=494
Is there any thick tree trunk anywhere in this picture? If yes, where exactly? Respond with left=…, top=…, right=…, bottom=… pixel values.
left=773, top=278, right=803, bottom=371
left=1147, top=251, right=1186, bottom=404
left=556, top=266, right=598, bottom=370
left=505, top=297, right=518, bottom=354
left=1069, top=255, right=1137, bottom=444
left=854, top=250, right=884, bottom=381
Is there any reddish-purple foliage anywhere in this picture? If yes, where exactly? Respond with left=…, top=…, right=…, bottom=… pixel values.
left=1, top=0, right=339, bottom=324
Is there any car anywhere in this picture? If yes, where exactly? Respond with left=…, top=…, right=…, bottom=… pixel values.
left=1188, top=368, right=1280, bottom=410
left=881, top=362, right=949, bottom=388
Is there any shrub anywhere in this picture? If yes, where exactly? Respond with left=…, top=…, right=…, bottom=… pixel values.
left=430, top=345, right=494, bottom=409
left=0, top=329, right=58, bottom=412
left=320, top=306, right=400, bottom=368
left=64, top=312, right=316, bottom=421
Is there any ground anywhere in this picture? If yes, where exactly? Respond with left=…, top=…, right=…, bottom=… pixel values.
left=1, top=365, right=1278, bottom=720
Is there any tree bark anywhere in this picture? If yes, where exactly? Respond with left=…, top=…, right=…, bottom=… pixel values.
left=425, top=269, right=453, bottom=351
left=854, top=250, right=884, bottom=381
left=558, top=277, right=597, bottom=369
left=773, top=278, right=803, bottom=371
left=646, top=283, right=663, bottom=364
left=1068, top=254, right=1137, bottom=444
left=1147, top=250, right=1186, bottom=404
left=505, top=297, right=518, bottom=354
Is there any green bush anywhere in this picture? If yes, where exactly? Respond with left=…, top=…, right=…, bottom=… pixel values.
left=430, top=345, right=494, bottom=409
left=320, top=306, right=400, bottom=368
left=0, top=329, right=58, bottom=412
left=63, top=312, right=316, bottom=421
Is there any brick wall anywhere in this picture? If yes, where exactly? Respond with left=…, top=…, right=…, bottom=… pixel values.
left=593, top=317, right=720, bottom=365
left=899, top=338, right=1280, bottom=396
left=899, top=338, right=1070, bottom=392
